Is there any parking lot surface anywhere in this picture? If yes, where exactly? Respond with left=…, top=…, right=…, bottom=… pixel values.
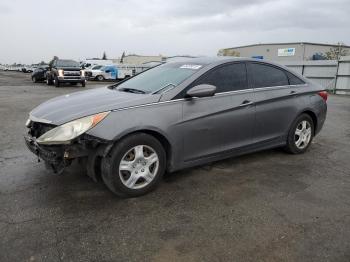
left=0, top=71, right=349, bottom=262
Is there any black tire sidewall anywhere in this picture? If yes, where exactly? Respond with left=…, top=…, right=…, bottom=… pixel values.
left=102, top=133, right=166, bottom=197
left=46, top=77, right=51, bottom=85
left=286, top=114, right=314, bottom=154
left=54, top=76, right=60, bottom=87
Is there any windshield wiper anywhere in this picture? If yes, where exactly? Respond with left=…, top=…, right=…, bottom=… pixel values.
left=118, top=87, right=146, bottom=94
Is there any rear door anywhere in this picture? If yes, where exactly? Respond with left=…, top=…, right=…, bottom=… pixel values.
left=179, top=62, right=256, bottom=161
left=247, top=62, right=303, bottom=144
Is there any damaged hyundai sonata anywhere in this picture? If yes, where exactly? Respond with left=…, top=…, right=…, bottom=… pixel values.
left=25, top=57, right=327, bottom=197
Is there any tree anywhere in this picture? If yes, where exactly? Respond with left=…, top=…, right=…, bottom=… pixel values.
left=102, top=52, right=107, bottom=60
left=324, top=43, right=349, bottom=60
left=120, top=51, right=126, bottom=63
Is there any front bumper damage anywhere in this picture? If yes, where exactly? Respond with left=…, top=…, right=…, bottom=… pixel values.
left=24, top=133, right=111, bottom=175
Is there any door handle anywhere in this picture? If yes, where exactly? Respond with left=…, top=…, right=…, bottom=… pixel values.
left=239, top=100, right=254, bottom=107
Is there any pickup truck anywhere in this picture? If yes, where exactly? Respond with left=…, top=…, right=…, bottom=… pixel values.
left=46, top=59, right=86, bottom=87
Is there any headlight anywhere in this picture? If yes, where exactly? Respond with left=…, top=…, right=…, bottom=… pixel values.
left=36, top=112, right=110, bottom=145
left=81, top=70, right=85, bottom=77
left=58, top=69, right=64, bottom=77
left=25, top=118, right=31, bottom=128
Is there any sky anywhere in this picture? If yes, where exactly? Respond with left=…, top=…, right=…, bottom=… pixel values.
left=0, top=0, right=350, bottom=64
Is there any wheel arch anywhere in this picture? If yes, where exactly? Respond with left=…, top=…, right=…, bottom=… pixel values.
left=107, top=128, right=174, bottom=171
left=300, top=109, right=318, bottom=135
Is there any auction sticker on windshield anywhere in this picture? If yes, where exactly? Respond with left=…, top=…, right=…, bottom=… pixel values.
left=180, top=64, right=202, bottom=70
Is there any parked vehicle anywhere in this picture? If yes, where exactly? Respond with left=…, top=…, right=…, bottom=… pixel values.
left=81, top=59, right=114, bottom=69
left=46, top=59, right=86, bottom=87
left=31, top=66, right=49, bottom=82
left=84, top=65, right=106, bottom=80
left=25, top=58, right=327, bottom=197
left=89, top=65, right=133, bottom=81
left=22, top=66, right=35, bottom=73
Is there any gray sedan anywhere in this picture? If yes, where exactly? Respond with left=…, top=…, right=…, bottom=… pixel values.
left=25, top=57, right=327, bottom=197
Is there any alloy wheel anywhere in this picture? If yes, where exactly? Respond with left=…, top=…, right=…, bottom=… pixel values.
left=119, top=145, right=159, bottom=189
left=294, top=120, right=312, bottom=149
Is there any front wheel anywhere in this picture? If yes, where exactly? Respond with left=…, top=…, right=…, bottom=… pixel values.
left=46, top=77, right=53, bottom=85
left=54, top=76, right=60, bottom=87
left=96, top=75, right=104, bottom=81
left=32, top=76, right=37, bottom=83
left=101, top=133, right=166, bottom=197
left=285, top=114, right=314, bottom=154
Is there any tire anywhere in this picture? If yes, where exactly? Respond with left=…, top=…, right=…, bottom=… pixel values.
left=101, top=133, right=166, bottom=197
left=46, top=76, right=53, bottom=85
left=285, top=114, right=314, bottom=154
left=32, top=76, right=37, bottom=83
left=54, top=76, right=60, bottom=87
left=96, top=75, right=104, bottom=81
left=81, top=81, right=86, bottom=87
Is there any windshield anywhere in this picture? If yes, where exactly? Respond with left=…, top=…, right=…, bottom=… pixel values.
left=116, top=62, right=204, bottom=94
left=56, top=60, right=80, bottom=67
left=92, top=65, right=103, bottom=70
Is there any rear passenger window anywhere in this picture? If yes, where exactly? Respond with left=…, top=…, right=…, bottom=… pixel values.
left=194, top=63, right=247, bottom=93
left=250, top=63, right=289, bottom=88
left=286, top=71, right=305, bottom=85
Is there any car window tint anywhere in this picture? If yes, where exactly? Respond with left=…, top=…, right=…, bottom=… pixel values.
left=194, top=63, right=247, bottom=93
left=286, top=71, right=305, bottom=85
left=250, top=63, right=289, bottom=88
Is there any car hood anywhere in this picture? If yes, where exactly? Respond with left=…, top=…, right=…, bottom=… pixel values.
left=30, top=87, right=160, bottom=125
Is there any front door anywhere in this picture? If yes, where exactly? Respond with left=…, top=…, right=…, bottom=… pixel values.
left=179, top=62, right=256, bottom=162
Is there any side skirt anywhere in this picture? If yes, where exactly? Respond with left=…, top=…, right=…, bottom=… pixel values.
left=169, top=137, right=286, bottom=172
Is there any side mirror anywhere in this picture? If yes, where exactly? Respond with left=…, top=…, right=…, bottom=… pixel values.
left=186, top=84, right=217, bottom=98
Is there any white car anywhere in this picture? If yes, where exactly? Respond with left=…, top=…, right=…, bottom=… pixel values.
left=84, top=65, right=104, bottom=80
left=87, top=65, right=134, bottom=81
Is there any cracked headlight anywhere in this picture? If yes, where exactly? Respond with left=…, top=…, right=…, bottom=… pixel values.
left=36, top=112, right=109, bottom=145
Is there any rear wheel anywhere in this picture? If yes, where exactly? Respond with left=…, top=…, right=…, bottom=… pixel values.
left=285, top=114, right=314, bottom=154
left=101, top=133, right=166, bottom=197
left=96, top=75, right=104, bottom=81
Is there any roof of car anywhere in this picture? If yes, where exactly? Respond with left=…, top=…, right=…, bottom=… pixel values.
left=167, top=56, right=266, bottom=65
left=166, top=56, right=304, bottom=79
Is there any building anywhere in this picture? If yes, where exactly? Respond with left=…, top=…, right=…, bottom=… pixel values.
left=112, top=54, right=164, bottom=65
left=218, top=42, right=350, bottom=61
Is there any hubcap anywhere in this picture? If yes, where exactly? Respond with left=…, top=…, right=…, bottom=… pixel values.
left=119, top=145, right=159, bottom=189
left=294, top=120, right=312, bottom=149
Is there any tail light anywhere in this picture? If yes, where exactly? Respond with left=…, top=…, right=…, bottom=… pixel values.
left=318, top=91, right=328, bottom=102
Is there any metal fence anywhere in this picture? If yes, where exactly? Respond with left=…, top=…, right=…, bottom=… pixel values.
left=281, top=58, right=350, bottom=94
left=335, top=56, right=350, bottom=95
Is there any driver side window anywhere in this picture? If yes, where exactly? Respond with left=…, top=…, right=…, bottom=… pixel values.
left=175, top=63, right=247, bottom=99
